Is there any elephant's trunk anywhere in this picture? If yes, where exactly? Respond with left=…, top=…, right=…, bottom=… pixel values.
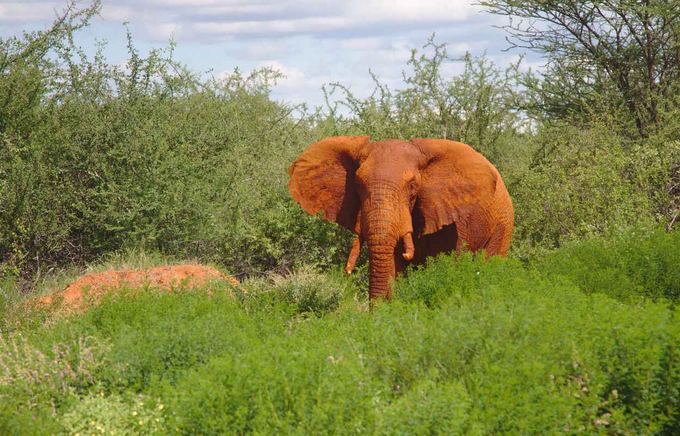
left=366, top=232, right=412, bottom=299
left=364, top=197, right=401, bottom=300
left=367, top=242, right=397, bottom=300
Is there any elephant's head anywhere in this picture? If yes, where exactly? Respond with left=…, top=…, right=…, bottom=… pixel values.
left=288, top=136, right=510, bottom=300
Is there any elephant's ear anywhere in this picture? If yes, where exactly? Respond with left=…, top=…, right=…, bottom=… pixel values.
left=288, top=136, right=369, bottom=232
left=411, top=138, right=498, bottom=240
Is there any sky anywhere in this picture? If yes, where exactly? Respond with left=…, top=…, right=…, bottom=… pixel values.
left=0, top=0, right=539, bottom=108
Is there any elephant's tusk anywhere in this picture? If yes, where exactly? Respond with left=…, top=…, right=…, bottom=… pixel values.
left=345, top=235, right=362, bottom=274
left=402, top=232, right=414, bottom=261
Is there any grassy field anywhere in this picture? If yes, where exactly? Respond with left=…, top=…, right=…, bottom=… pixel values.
left=1, top=228, right=678, bottom=434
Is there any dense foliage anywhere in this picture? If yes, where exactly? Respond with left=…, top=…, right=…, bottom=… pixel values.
left=1, top=229, right=679, bottom=434
left=0, top=3, right=348, bottom=282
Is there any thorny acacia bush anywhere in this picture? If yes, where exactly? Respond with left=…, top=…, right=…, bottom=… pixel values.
left=1, top=229, right=679, bottom=434
left=510, top=124, right=680, bottom=252
left=481, top=0, right=680, bottom=140
left=0, top=4, right=348, bottom=283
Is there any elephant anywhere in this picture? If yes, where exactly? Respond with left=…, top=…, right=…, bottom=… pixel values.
left=288, top=136, right=514, bottom=301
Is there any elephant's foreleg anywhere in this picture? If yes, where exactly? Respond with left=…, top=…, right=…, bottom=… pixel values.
left=344, top=235, right=362, bottom=274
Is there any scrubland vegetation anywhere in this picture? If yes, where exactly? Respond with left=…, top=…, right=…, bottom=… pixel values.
left=1, top=229, right=679, bottom=434
left=1, top=1, right=679, bottom=434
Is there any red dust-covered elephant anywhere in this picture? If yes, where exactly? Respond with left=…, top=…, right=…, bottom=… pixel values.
left=288, top=136, right=514, bottom=301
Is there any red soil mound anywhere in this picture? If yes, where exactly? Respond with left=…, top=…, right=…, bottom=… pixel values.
left=34, top=264, right=239, bottom=313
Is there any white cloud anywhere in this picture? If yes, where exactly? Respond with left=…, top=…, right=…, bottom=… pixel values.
left=242, top=39, right=292, bottom=60
left=147, top=22, right=181, bottom=41
left=99, top=4, right=135, bottom=22
left=0, top=1, right=62, bottom=24
left=338, top=37, right=382, bottom=51
left=187, top=2, right=307, bottom=18
left=347, top=0, right=478, bottom=22
left=146, top=0, right=223, bottom=6
left=75, top=0, right=483, bottom=42
left=178, top=0, right=481, bottom=40
left=1, top=1, right=487, bottom=43
left=193, top=16, right=350, bottom=38
left=0, top=0, right=533, bottom=108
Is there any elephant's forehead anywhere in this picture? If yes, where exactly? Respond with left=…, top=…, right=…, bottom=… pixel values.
left=356, top=142, right=422, bottom=181
left=363, top=140, right=422, bottom=159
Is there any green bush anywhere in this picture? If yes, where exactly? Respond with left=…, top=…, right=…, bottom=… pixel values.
left=378, top=378, right=472, bottom=434
left=2, top=11, right=678, bottom=283
left=393, top=253, right=680, bottom=433
left=0, top=333, right=109, bottom=433
left=160, top=257, right=679, bottom=434
left=533, top=227, right=680, bottom=302
left=243, top=267, right=359, bottom=316
left=53, top=287, right=278, bottom=391
left=3, top=229, right=679, bottom=434
left=61, top=392, right=165, bottom=435
left=0, top=11, right=349, bottom=280
left=165, top=333, right=385, bottom=434
left=510, top=124, right=680, bottom=252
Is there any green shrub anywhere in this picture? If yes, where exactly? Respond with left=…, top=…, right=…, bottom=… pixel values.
left=61, top=392, right=165, bottom=435
left=510, top=124, right=680, bottom=251
left=533, top=227, right=680, bottom=301
left=0, top=8, right=348, bottom=280
left=165, top=333, right=385, bottom=434
left=396, top=251, right=531, bottom=307
left=393, top=253, right=679, bottom=433
left=51, top=287, right=281, bottom=391
left=378, top=378, right=473, bottom=434
left=2, top=237, right=679, bottom=434
left=2, top=11, right=678, bottom=281
left=0, top=333, right=110, bottom=432
left=158, top=270, right=679, bottom=434
left=244, top=267, right=359, bottom=316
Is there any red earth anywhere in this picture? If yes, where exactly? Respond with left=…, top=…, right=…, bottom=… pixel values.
left=33, top=264, right=239, bottom=313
